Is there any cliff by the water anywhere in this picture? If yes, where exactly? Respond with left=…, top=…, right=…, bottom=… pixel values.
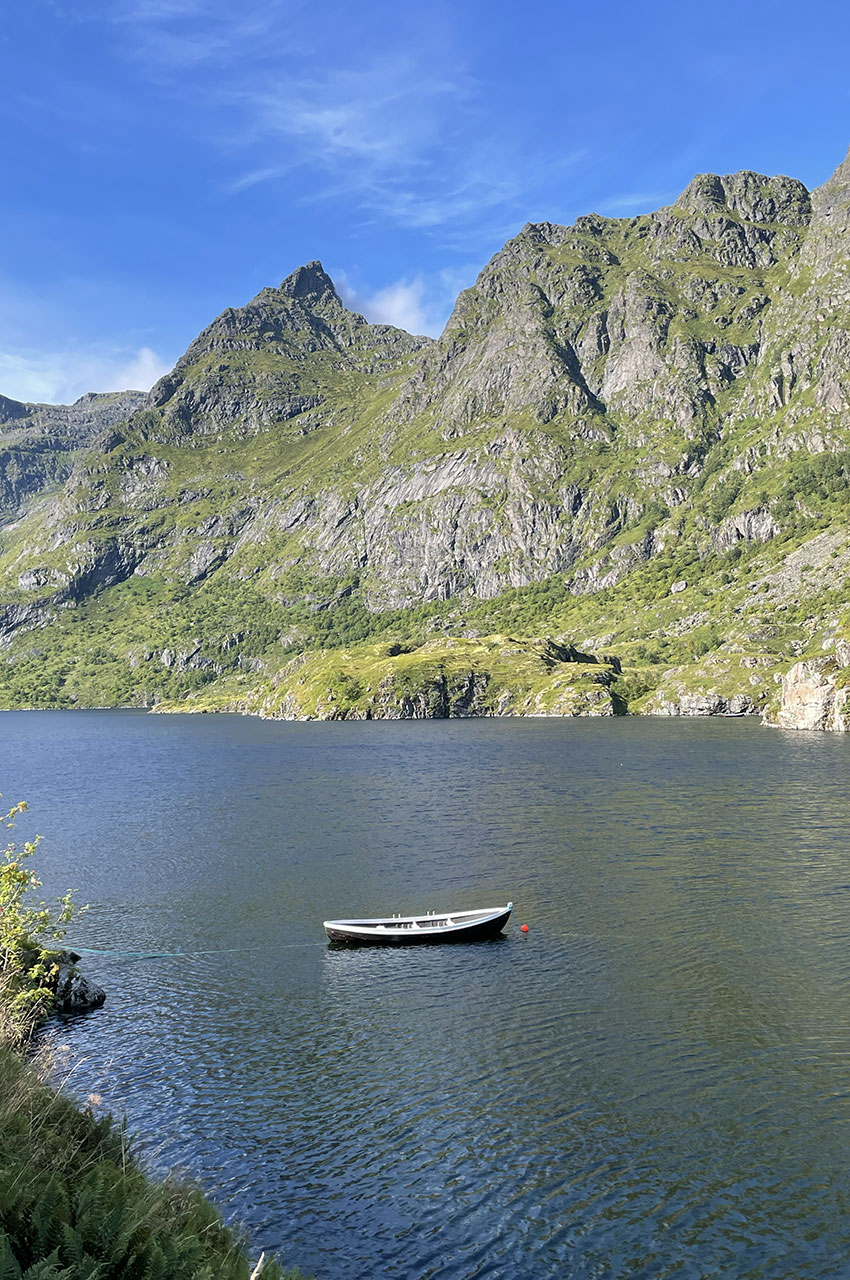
left=2, top=149, right=850, bottom=727
left=767, top=641, right=850, bottom=732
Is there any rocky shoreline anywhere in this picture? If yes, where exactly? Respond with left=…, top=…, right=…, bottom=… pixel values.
left=768, top=651, right=850, bottom=733
left=51, top=949, right=106, bottom=1016
left=152, top=637, right=850, bottom=732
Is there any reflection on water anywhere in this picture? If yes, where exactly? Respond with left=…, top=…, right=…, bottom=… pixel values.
left=5, top=712, right=850, bottom=1278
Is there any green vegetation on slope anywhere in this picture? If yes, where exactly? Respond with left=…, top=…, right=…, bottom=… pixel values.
left=4, top=497, right=850, bottom=717
left=167, top=634, right=622, bottom=720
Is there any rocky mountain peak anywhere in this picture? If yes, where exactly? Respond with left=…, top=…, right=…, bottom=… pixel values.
left=788, top=142, right=850, bottom=290
left=674, top=169, right=811, bottom=226
left=138, top=253, right=429, bottom=442
left=279, top=260, right=339, bottom=306
left=823, top=144, right=850, bottom=184
left=0, top=394, right=28, bottom=426
left=6, top=141, right=850, bottom=726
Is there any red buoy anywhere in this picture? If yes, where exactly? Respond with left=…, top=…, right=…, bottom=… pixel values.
left=520, top=923, right=529, bottom=932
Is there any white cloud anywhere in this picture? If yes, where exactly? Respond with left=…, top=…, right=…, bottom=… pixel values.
left=345, top=278, right=431, bottom=336
left=114, top=346, right=172, bottom=393
left=337, top=265, right=476, bottom=339
left=366, top=280, right=430, bottom=335
left=0, top=345, right=172, bottom=406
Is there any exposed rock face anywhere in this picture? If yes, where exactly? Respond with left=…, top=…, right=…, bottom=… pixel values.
left=749, top=147, right=850, bottom=437
left=673, top=170, right=811, bottom=230
left=648, top=693, right=758, bottom=717
left=146, top=261, right=429, bottom=443
left=371, top=670, right=492, bottom=720
left=392, top=168, right=810, bottom=445
left=769, top=656, right=850, bottom=732
left=0, top=390, right=146, bottom=518
left=713, top=507, right=778, bottom=552
left=53, top=956, right=107, bottom=1014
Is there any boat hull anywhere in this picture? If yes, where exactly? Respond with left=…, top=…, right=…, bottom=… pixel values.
left=324, top=905, right=512, bottom=947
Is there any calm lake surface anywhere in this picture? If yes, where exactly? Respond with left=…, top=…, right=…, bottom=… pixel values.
left=3, top=711, right=850, bottom=1279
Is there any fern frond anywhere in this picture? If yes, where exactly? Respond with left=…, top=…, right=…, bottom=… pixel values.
left=20, top=1248, right=73, bottom=1280
left=0, top=1232, right=22, bottom=1280
left=29, top=1177, right=69, bottom=1259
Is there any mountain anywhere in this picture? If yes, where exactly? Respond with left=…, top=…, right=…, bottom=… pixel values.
left=0, top=389, right=146, bottom=519
left=2, top=149, right=850, bottom=728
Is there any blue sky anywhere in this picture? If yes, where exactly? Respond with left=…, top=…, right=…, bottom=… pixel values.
left=2, top=0, right=849, bottom=404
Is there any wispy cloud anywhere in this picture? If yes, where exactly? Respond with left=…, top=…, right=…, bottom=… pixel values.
left=243, top=55, right=474, bottom=163
left=224, top=165, right=291, bottom=195
left=107, top=0, right=301, bottom=76
left=108, top=0, right=261, bottom=69
left=232, top=61, right=587, bottom=239
left=106, top=1, right=582, bottom=240
left=117, top=0, right=208, bottom=17
left=0, top=345, right=172, bottom=406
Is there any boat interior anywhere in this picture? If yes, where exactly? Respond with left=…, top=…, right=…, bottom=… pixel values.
left=330, top=907, right=504, bottom=931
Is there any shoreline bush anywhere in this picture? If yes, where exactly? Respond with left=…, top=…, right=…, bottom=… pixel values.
left=1, top=796, right=82, bottom=1043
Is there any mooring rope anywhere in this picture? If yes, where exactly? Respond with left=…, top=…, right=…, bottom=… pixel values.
left=66, top=941, right=327, bottom=960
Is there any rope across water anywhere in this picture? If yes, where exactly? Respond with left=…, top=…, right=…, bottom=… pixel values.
left=66, top=941, right=327, bottom=960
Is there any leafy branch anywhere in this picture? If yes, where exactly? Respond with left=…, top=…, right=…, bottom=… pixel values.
left=1, top=796, right=84, bottom=1038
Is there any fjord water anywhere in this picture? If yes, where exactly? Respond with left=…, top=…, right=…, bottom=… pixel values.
left=4, top=712, right=850, bottom=1279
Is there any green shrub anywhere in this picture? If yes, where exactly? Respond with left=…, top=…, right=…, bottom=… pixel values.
left=0, top=798, right=81, bottom=1041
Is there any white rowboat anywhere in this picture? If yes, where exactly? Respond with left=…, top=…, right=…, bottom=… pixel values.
left=323, top=903, right=513, bottom=946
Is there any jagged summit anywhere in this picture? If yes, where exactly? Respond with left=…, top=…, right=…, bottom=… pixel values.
left=141, top=254, right=429, bottom=439
left=279, top=260, right=338, bottom=304
left=673, top=169, right=811, bottom=225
